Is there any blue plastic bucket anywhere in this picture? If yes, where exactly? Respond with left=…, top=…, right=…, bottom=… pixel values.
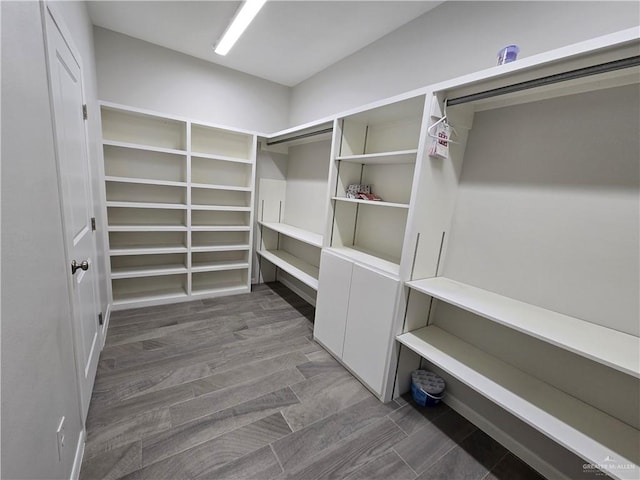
left=411, top=381, right=444, bottom=406
left=411, top=370, right=446, bottom=407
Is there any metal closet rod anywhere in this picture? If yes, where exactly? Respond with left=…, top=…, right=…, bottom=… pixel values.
left=266, top=127, right=333, bottom=146
left=446, top=55, right=640, bottom=107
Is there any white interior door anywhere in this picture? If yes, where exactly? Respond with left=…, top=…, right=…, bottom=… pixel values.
left=45, top=8, right=100, bottom=422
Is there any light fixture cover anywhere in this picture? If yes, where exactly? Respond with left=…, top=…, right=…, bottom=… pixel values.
left=214, top=0, right=268, bottom=56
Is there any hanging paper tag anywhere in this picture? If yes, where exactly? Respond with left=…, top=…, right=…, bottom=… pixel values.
left=429, top=121, right=450, bottom=159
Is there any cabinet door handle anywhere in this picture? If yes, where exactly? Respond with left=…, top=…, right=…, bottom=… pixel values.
left=71, top=260, right=89, bottom=274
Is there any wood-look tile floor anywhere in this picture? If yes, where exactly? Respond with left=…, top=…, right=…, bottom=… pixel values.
left=80, top=282, right=546, bottom=480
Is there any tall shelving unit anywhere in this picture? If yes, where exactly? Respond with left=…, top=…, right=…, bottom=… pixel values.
left=326, top=96, right=425, bottom=276
left=189, top=122, right=255, bottom=297
left=255, top=122, right=333, bottom=305
left=313, top=95, right=430, bottom=398
left=101, top=103, right=256, bottom=309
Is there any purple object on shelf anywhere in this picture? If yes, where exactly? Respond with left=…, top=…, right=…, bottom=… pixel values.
left=497, top=44, right=520, bottom=65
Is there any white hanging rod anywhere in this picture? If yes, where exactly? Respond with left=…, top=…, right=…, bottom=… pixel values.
left=446, top=55, right=640, bottom=107
left=266, top=127, right=333, bottom=146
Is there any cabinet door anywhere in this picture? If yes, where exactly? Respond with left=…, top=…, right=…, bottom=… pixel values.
left=342, top=264, right=399, bottom=395
left=313, top=250, right=353, bottom=358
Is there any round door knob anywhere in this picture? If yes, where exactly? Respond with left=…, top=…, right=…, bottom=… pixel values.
left=71, top=260, right=89, bottom=274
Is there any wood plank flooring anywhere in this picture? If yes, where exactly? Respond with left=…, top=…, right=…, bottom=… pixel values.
left=80, top=282, right=546, bottom=480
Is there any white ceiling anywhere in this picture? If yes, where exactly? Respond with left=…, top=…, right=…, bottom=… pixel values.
left=87, top=1, right=443, bottom=87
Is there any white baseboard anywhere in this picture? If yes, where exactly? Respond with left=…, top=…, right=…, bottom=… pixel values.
left=70, top=428, right=85, bottom=480
left=444, top=393, right=569, bottom=480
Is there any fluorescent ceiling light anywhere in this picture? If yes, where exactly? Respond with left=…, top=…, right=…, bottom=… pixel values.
left=214, top=0, right=267, bottom=56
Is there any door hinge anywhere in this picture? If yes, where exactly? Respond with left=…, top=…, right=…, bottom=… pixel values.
left=98, top=312, right=103, bottom=326
left=91, top=217, right=96, bottom=231
left=82, top=104, right=88, bottom=120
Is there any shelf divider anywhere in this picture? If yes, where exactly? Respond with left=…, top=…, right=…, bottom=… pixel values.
left=113, top=286, right=188, bottom=306
left=191, top=151, right=253, bottom=164
left=111, top=264, right=188, bottom=279
left=109, top=244, right=188, bottom=256
left=191, top=205, right=251, bottom=212
left=406, top=277, right=640, bottom=378
left=336, top=149, right=418, bottom=165
left=106, top=201, right=187, bottom=210
left=332, top=196, right=409, bottom=209
left=190, top=284, right=249, bottom=297
left=258, top=221, right=323, bottom=248
left=191, top=261, right=249, bottom=273
left=103, top=139, right=186, bottom=156
left=191, top=182, right=251, bottom=192
left=191, top=225, right=250, bottom=232
left=105, top=176, right=187, bottom=188
left=257, top=249, right=319, bottom=290
left=108, top=225, right=187, bottom=232
left=191, top=244, right=251, bottom=253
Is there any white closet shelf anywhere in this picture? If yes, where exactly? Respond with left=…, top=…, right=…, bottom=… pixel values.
left=406, top=277, right=640, bottom=378
left=106, top=201, right=188, bottom=210
left=191, top=182, right=251, bottom=192
left=332, top=197, right=409, bottom=209
left=108, top=225, right=187, bottom=232
left=335, top=149, right=418, bottom=165
left=325, top=247, right=400, bottom=277
left=191, top=151, right=253, bottom=164
left=191, top=284, right=249, bottom=297
left=105, top=176, right=187, bottom=188
left=109, top=245, right=188, bottom=256
left=258, top=221, right=323, bottom=248
left=191, top=261, right=249, bottom=273
left=397, top=326, right=640, bottom=480
left=103, top=140, right=186, bottom=156
left=257, top=250, right=319, bottom=290
left=191, top=244, right=251, bottom=253
left=111, top=264, right=188, bottom=279
left=113, top=287, right=188, bottom=306
left=191, top=205, right=252, bottom=212
left=191, top=225, right=250, bottom=232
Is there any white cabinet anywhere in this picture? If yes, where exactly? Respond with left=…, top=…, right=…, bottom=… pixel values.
left=314, top=248, right=400, bottom=397
left=314, top=249, right=353, bottom=357
left=342, top=263, right=399, bottom=395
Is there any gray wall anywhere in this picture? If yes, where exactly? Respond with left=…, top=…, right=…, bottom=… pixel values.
left=93, top=2, right=639, bottom=131
left=1, top=2, right=85, bottom=478
left=442, top=84, right=640, bottom=336
left=94, top=27, right=291, bottom=133
left=290, top=1, right=640, bottom=125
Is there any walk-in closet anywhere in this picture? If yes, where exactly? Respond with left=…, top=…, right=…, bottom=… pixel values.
left=2, top=2, right=638, bottom=480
